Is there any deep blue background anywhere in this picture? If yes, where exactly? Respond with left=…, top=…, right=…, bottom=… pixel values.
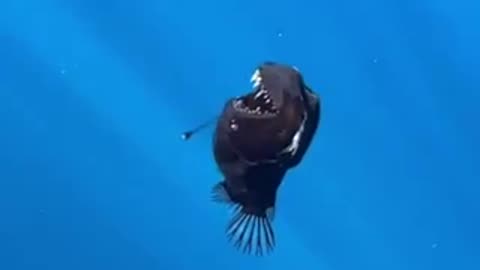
left=1, top=0, right=479, bottom=269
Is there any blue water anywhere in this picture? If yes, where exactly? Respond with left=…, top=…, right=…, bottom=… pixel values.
left=1, top=0, right=479, bottom=269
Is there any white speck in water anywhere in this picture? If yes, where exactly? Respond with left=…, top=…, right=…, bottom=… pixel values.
left=277, top=32, right=284, bottom=38
left=431, top=243, right=438, bottom=249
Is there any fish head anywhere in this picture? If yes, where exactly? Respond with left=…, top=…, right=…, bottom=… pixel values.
left=224, top=62, right=312, bottom=163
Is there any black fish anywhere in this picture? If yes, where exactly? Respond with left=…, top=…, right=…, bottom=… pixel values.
left=212, top=62, right=321, bottom=255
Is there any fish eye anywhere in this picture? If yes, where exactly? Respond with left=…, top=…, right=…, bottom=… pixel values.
left=230, top=120, right=239, bottom=131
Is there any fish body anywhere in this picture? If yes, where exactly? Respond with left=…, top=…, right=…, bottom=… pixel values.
left=212, top=62, right=321, bottom=255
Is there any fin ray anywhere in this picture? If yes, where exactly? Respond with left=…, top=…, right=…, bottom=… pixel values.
left=211, top=182, right=232, bottom=204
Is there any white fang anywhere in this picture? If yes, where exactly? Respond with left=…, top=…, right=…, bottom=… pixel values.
left=250, top=69, right=260, bottom=82
left=252, top=76, right=262, bottom=89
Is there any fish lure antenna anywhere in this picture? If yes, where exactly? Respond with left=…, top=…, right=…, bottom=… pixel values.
left=181, top=117, right=217, bottom=141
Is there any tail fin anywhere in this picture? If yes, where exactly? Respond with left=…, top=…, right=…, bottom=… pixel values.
left=226, top=206, right=276, bottom=256
left=211, top=181, right=276, bottom=255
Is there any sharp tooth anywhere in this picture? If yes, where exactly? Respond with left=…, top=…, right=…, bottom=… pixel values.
left=265, top=99, right=271, bottom=103
left=250, top=69, right=260, bottom=82
left=253, top=76, right=262, bottom=88
left=254, top=89, right=264, bottom=99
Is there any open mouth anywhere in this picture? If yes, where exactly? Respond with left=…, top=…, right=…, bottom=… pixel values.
left=233, top=69, right=279, bottom=116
